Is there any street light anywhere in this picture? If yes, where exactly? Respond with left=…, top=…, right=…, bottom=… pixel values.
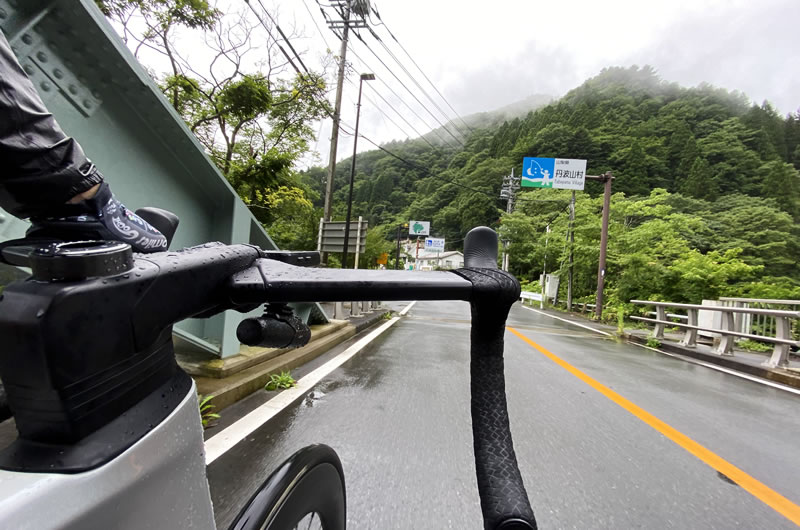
left=341, top=73, right=375, bottom=269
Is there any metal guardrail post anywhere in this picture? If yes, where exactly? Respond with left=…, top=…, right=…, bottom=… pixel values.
left=680, top=309, right=698, bottom=347
left=732, top=300, right=744, bottom=334
left=654, top=307, right=666, bottom=338
left=765, top=317, right=792, bottom=368
left=350, top=302, right=360, bottom=317
left=715, top=312, right=735, bottom=355
left=334, top=302, right=344, bottom=319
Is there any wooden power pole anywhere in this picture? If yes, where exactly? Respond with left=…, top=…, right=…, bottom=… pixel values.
left=593, top=172, right=613, bottom=319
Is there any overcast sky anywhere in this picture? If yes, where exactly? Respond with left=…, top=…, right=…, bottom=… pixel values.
left=154, top=0, right=800, bottom=167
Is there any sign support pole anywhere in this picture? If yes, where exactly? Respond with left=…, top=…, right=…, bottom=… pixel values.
left=540, top=224, right=549, bottom=309
left=354, top=216, right=363, bottom=270
left=567, top=191, right=575, bottom=311
left=395, top=224, right=401, bottom=270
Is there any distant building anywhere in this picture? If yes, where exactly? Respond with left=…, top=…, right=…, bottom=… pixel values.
left=405, top=249, right=464, bottom=270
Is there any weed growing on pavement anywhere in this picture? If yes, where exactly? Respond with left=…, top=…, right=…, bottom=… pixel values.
left=381, top=311, right=393, bottom=320
left=646, top=336, right=662, bottom=349
left=198, top=394, right=220, bottom=428
left=265, top=371, right=297, bottom=391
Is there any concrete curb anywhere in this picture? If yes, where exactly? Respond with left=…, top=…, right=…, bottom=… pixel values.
left=191, top=308, right=391, bottom=411
left=180, top=321, right=350, bottom=379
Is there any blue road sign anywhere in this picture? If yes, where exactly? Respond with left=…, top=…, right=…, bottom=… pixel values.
left=522, top=157, right=586, bottom=190
left=522, top=157, right=556, bottom=188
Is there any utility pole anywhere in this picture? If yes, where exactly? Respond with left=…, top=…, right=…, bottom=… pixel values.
left=499, top=168, right=520, bottom=271
left=323, top=1, right=350, bottom=226
left=321, top=2, right=369, bottom=264
left=586, top=171, right=613, bottom=320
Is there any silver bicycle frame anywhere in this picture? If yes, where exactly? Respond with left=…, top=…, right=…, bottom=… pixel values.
left=0, top=382, right=215, bottom=529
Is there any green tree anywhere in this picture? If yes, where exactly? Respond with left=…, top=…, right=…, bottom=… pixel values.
left=680, top=157, right=718, bottom=200
left=100, top=2, right=332, bottom=246
left=759, top=160, right=800, bottom=218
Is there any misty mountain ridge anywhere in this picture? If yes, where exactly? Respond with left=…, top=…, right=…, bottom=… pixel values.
left=307, top=65, right=800, bottom=239
left=421, top=94, right=554, bottom=146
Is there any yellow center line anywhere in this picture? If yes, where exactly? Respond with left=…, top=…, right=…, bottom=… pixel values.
left=507, top=326, right=800, bottom=527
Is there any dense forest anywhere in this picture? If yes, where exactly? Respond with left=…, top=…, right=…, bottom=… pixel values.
left=301, top=66, right=800, bottom=311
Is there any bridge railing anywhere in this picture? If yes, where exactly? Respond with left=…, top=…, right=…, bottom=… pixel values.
left=718, top=297, right=800, bottom=341
left=630, top=300, right=800, bottom=368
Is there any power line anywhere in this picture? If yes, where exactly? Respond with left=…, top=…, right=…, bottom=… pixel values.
left=369, top=5, right=474, bottom=135
left=342, top=74, right=440, bottom=151
left=243, top=0, right=303, bottom=75
left=254, top=0, right=310, bottom=73
left=349, top=29, right=465, bottom=147
left=358, top=82, right=439, bottom=150
left=316, top=3, right=464, bottom=149
left=301, top=0, right=333, bottom=51
left=340, top=34, right=461, bottom=149
left=357, top=134, right=501, bottom=203
left=366, top=25, right=471, bottom=140
left=325, top=3, right=464, bottom=147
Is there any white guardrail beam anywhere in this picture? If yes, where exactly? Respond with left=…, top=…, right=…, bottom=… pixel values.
left=630, top=300, right=799, bottom=368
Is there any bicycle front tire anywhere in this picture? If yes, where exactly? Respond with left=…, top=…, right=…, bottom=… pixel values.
left=229, top=444, right=346, bottom=530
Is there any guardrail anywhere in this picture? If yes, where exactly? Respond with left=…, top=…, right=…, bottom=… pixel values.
left=332, top=301, right=380, bottom=319
left=521, top=292, right=599, bottom=315
left=630, top=300, right=800, bottom=368
left=519, top=291, right=543, bottom=305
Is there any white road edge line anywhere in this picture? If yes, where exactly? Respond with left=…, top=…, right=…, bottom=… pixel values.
left=519, top=304, right=800, bottom=396
left=398, top=300, right=416, bottom=316
left=630, top=342, right=800, bottom=396
left=204, top=301, right=415, bottom=464
left=520, top=305, right=612, bottom=336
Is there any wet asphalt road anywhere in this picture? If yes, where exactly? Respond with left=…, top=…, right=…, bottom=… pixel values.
left=207, top=301, right=800, bottom=529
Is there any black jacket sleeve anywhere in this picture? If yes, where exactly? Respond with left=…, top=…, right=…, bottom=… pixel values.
left=0, top=29, right=102, bottom=219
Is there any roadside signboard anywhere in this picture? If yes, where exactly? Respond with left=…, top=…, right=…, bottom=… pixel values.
left=377, top=253, right=388, bottom=265
left=317, top=219, right=368, bottom=253
left=522, top=157, right=586, bottom=190
left=408, top=220, right=430, bottom=236
left=424, top=237, right=445, bottom=252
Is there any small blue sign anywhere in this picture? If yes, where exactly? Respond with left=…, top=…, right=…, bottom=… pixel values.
left=522, top=157, right=555, bottom=188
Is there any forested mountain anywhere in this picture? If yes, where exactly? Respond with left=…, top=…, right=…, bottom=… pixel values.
left=302, top=66, right=800, bottom=308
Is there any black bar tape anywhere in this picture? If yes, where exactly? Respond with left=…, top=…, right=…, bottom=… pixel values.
left=454, top=266, right=536, bottom=530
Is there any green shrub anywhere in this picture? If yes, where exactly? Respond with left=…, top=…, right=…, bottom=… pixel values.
left=738, top=339, right=771, bottom=353
left=646, top=336, right=662, bottom=348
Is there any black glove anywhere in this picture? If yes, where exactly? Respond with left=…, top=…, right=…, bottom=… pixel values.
left=27, top=182, right=168, bottom=253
